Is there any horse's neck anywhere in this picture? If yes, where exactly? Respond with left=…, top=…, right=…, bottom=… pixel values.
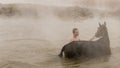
left=98, top=30, right=110, bottom=45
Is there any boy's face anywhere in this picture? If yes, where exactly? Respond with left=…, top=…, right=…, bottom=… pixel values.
left=73, top=30, right=79, bottom=36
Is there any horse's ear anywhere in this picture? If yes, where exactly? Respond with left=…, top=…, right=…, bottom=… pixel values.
left=104, top=21, right=106, bottom=26
left=99, top=22, right=102, bottom=27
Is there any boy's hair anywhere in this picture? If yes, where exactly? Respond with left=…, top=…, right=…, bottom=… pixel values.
left=72, top=28, right=78, bottom=33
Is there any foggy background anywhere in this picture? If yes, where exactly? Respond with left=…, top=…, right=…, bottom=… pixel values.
left=0, top=0, right=120, bottom=68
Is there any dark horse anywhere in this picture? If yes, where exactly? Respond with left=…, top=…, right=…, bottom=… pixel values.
left=59, top=22, right=111, bottom=59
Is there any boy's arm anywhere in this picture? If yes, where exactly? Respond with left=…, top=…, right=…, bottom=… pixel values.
left=70, top=38, right=73, bottom=42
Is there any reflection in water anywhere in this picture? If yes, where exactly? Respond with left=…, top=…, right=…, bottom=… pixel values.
left=60, top=56, right=110, bottom=68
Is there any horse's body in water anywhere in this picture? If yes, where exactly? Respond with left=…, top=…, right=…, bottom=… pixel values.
left=59, top=22, right=111, bottom=59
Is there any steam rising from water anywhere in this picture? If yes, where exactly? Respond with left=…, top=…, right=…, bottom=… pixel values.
left=0, top=3, right=119, bottom=47
left=0, top=1, right=120, bottom=68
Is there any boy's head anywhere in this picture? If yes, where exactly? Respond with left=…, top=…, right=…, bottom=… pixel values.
left=72, top=28, right=79, bottom=36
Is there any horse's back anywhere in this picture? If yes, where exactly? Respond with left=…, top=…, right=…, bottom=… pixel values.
left=62, top=40, right=110, bottom=58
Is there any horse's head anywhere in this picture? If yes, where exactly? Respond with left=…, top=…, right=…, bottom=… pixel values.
left=95, top=22, right=108, bottom=38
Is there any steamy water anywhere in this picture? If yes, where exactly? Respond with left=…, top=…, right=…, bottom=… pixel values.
left=0, top=3, right=120, bottom=68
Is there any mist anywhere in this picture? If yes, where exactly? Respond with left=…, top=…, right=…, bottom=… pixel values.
left=0, top=3, right=119, bottom=47
left=0, top=1, right=120, bottom=68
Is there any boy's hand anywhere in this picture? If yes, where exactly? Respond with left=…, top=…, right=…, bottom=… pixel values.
left=90, top=36, right=95, bottom=41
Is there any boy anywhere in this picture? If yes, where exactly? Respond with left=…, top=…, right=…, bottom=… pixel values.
left=70, top=28, right=80, bottom=42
